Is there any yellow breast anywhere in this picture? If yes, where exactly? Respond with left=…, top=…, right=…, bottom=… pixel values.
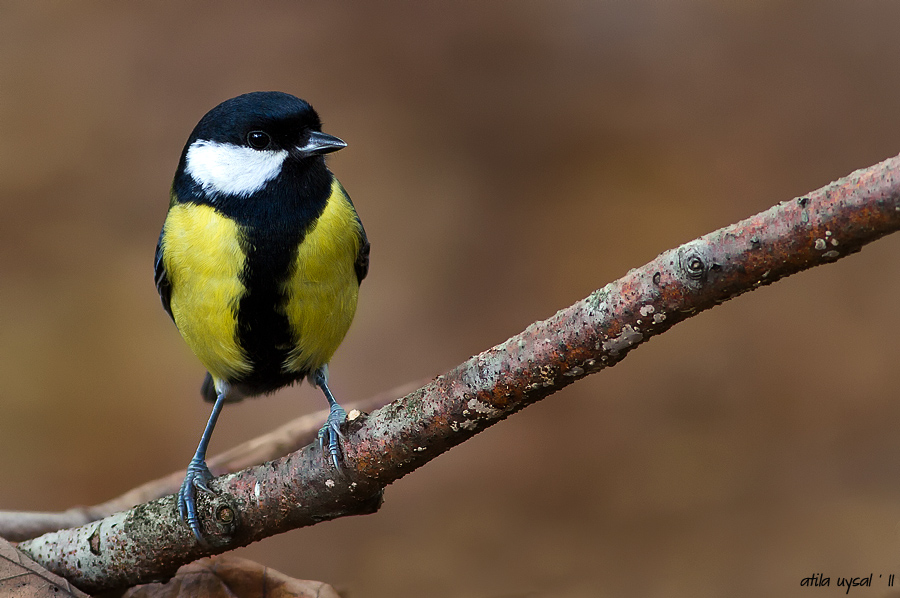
left=161, top=203, right=253, bottom=382
left=282, top=179, right=363, bottom=374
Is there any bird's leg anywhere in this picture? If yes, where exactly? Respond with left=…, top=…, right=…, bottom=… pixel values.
left=314, top=365, right=347, bottom=470
left=177, top=391, right=225, bottom=541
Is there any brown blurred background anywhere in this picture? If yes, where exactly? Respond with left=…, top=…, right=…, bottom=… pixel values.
left=2, top=2, right=900, bottom=597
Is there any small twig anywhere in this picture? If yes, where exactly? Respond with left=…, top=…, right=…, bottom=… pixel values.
left=16, top=154, right=900, bottom=593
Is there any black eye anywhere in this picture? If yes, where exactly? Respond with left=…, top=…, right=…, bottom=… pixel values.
left=246, top=130, right=271, bottom=150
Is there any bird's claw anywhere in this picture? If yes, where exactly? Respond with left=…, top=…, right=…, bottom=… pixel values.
left=177, top=458, right=216, bottom=541
left=317, top=403, right=347, bottom=470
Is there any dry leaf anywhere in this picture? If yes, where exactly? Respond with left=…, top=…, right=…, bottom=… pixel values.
left=122, top=555, right=341, bottom=598
left=0, top=536, right=88, bottom=597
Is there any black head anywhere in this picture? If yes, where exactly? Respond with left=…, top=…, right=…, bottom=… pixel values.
left=174, top=91, right=345, bottom=202
left=187, top=92, right=327, bottom=150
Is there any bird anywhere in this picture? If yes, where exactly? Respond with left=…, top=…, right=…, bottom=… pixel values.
left=154, top=91, right=369, bottom=540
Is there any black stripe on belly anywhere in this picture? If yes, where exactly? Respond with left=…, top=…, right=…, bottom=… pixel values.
left=222, top=163, right=333, bottom=395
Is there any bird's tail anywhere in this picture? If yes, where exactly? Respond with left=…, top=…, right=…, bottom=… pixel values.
left=201, top=372, right=246, bottom=403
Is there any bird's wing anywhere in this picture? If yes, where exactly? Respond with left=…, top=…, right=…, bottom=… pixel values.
left=354, top=215, right=370, bottom=284
left=154, top=230, right=175, bottom=322
left=332, top=177, right=370, bottom=284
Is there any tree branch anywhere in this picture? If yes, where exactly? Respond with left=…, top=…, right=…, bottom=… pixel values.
left=0, top=382, right=420, bottom=542
left=16, top=154, right=900, bottom=593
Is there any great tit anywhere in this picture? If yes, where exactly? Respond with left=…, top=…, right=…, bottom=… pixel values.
left=154, top=91, right=369, bottom=540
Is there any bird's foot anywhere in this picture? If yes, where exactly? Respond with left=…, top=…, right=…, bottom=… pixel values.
left=317, top=402, right=347, bottom=470
left=178, top=457, right=216, bottom=541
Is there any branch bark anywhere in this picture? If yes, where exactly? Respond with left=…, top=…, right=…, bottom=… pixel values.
left=0, top=382, right=420, bottom=542
left=16, top=154, right=900, bottom=593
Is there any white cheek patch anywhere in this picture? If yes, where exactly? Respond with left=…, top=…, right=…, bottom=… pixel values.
left=185, top=139, right=289, bottom=198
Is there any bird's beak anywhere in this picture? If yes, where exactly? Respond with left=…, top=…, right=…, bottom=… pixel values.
left=295, top=131, right=347, bottom=158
